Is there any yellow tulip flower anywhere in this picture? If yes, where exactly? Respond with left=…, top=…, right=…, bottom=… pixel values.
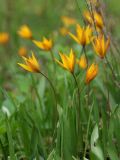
left=18, top=25, right=33, bottom=39
left=55, top=49, right=75, bottom=73
left=86, top=63, right=98, bottom=84
left=18, top=52, right=40, bottom=73
left=0, top=32, right=9, bottom=45
left=33, top=37, right=52, bottom=51
left=83, top=10, right=104, bottom=30
left=94, top=12, right=104, bottom=30
left=77, top=55, right=87, bottom=69
left=69, top=24, right=92, bottom=46
left=92, top=34, right=110, bottom=59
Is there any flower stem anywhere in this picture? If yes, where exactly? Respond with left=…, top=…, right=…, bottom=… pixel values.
left=72, top=73, right=80, bottom=108
left=31, top=75, right=43, bottom=119
left=31, top=75, right=42, bottom=105
left=72, top=73, right=81, bottom=130
left=83, top=86, right=93, bottom=159
left=39, top=72, right=58, bottom=124
left=103, top=60, right=111, bottom=117
left=50, top=49, right=56, bottom=73
left=83, top=46, right=88, bottom=68
left=79, top=46, right=84, bottom=59
left=75, top=0, right=85, bottom=24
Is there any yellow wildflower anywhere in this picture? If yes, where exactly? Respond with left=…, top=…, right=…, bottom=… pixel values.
left=92, top=34, right=110, bottom=59
left=83, top=11, right=93, bottom=25
left=94, top=12, right=104, bottom=30
left=77, top=55, right=87, bottom=69
left=18, top=25, right=33, bottom=39
left=18, top=52, right=40, bottom=73
left=86, top=63, right=98, bottom=84
left=61, top=16, right=77, bottom=27
left=33, top=37, right=52, bottom=51
left=55, top=49, right=75, bottom=73
left=69, top=24, right=92, bottom=46
left=83, top=10, right=104, bottom=30
left=0, top=32, right=9, bottom=45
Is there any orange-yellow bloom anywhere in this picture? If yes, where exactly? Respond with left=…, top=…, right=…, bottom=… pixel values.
left=77, top=55, right=87, bottom=69
left=92, top=34, right=110, bottom=59
left=86, top=63, right=98, bottom=84
left=94, top=12, right=104, bottom=30
left=18, top=52, right=40, bottom=73
left=0, top=32, right=9, bottom=45
left=69, top=24, right=92, bottom=46
left=55, top=49, right=75, bottom=73
left=61, top=16, right=77, bottom=27
left=33, top=37, right=52, bottom=51
left=83, top=11, right=104, bottom=30
left=83, top=11, right=93, bottom=25
left=18, top=47, right=27, bottom=57
left=18, top=25, right=33, bottom=39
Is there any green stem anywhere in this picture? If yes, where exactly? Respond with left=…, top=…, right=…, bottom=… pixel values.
left=31, top=75, right=42, bottom=105
left=72, top=73, right=82, bottom=154
left=83, top=87, right=93, bottom=158
left=87, top=82, right=90, bottom=107
left=31, top=75, right=43, bottom=119
left=72, top=73, right=81, bottom=136
left=75, top=0, right=85, bottom=24
left=50, top=49, right=56, bottom=73
left=103, top=60, right=111, bottom=117
left=83, top=46, right=88, bottom=68
left=72, top=73, right=81, bottom=110
left=39, top=72, right=57, bottom=124
left=79, top=46, right=84, bottom=59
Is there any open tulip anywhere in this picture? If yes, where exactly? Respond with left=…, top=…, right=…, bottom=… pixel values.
left=92, top=34, right=110, bottom=59
left=86, top=63, right=98, bottom=84
left=84, top=10, right=104, bottom=30
left=77, top=55, right=87, bottom=69
left=33, top=37, right=52, bottom=51
left=55, top=49, right=75, bottom=73
left=69, top=24, right=92, bottom=47
left=18, top=52, right=40, bottom=73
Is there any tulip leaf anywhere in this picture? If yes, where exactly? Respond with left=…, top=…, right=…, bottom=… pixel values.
left=90, top=124, right=104, bottom=160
